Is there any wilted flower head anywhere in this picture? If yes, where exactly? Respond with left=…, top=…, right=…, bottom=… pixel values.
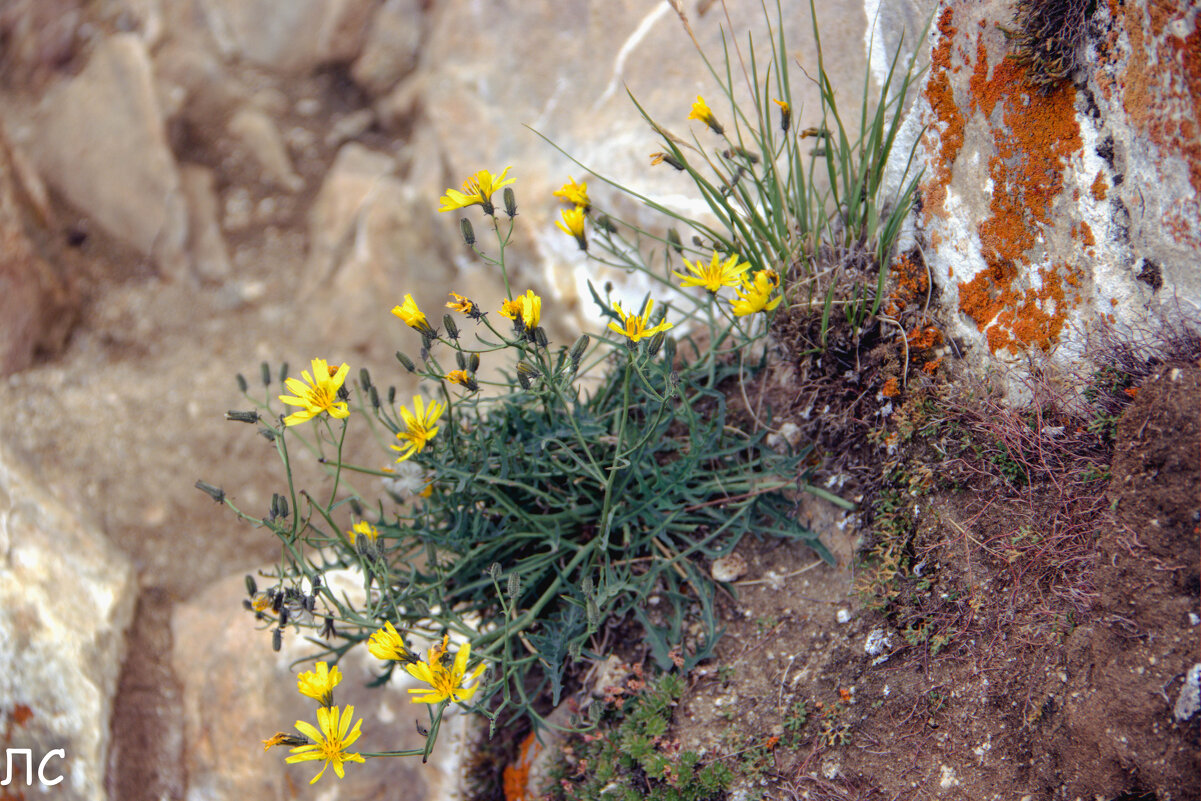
left=688, top=95, right=724, bottom=134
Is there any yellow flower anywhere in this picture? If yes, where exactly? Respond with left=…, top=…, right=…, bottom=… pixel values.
left=285, top=704, right=365, bottom=784
left=296, top=661, right=342, bottom=708
left=438, top=167, right=514, bottom=214
left=553, top=176, right=590, bottom=210
left=731, top=269, right=783, bottom=316
left=391, top=294, right=436, bottom=336
left=688, top=95, right=724, bottom=134
left=367, top=620, right=411, bottom=663
left=446, top=292, right=478, bottom=317
left=499, top=290, right=542, bottom=333
left=278, top=358, right=350, bottom=426
left=446, top=369, right=479, bottom=392
left=608, top=299, right=674, bottom=342
left=673, top=251, right=751, bottom=293
left=650, top=151, right=686, bottom=170
left=773, top=98, right=791, bottom=131
left=392, top=395, right=444, bottom=462
left=556, top=206, right=587, bottom=251
left=347, top=521, right=379, bottom=545
left=405, top=636, right=487, bottom=706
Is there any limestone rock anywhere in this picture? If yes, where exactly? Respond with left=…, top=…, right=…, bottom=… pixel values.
left=0, top=443, right=137, bottom=801
left=171, top=569, right=466, bottom=800
left=908, top=0, right=1201, bottom=383
left=26, top=33, right=188, bottom=279
left=351, top=0, right=424, bottom=98
left=226, top=106, right=304, bottom=192
left=304, top=142, right=459, bottom=344
left=194, top=0, right=376, bottom=74
left=179, top=164, right=233, bottom=282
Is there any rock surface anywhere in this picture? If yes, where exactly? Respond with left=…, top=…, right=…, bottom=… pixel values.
left=23, top=33, right=189, bottom=279
left=0, top=443, right=137, bottom=801
left=909, top=0, right=1201, bottom=382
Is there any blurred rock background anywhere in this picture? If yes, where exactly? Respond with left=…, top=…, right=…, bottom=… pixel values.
left=0, top=0, right=1196, bottom=799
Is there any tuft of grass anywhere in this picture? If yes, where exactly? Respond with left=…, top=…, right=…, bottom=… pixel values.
left=1006, top=0, right=1093, bottom=92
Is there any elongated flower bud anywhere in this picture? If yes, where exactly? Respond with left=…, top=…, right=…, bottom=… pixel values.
left=503, top=187, right=517, bottom=218
left=468, top=353, right=480, bottom=372
left=225, top=410, right=260, bottom=423
left=444, top=314, right=460, bottom=340
left=236, top=373, right=248, bottom=393
left=460, top=217, right=475, bottom=246
left=507, top=572, right=521, bottom=600
left=260, top=362, right=272, bottom=386
left=359, top=367, right=372, bottom=390
left=570, top=334, right=590, bottom=367
left=195, top=480, right=225, bottom=503
left=396, top=351, right=416, bottom=372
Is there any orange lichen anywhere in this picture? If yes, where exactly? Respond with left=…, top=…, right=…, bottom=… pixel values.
left=921, top=7, right=965, bottom=221
left=1091, top=171, right=1108, bottom=200
left=950, top=22, right=1085, bottom=356
left=923, top=357, right=944, bottom=375
left=1078, top=221, right=1094, bottom=247
left=1120, top=2, right=1201, bottom=247
left=907, top=325, right=943, bottom=350
left=1123, top=386, right=1139, bottom=399
left=503, top=732, right=541, bottom=801
left=881, top=377, right=900, bottom=398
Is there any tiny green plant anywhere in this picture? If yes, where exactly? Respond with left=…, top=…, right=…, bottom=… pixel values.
left=545, top=671, right=733, bottom=801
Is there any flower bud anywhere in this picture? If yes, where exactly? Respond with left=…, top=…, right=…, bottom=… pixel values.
left=444, top=314, right=460, bottom=340
left=667, top=228, right=683, bottom=254
left=468, top=353, right=480, bottom=372
left=456, top=351, right=467, bottom=370
left=534, top=326, right=549, bottom=349
left=507, top=572, right=521, bottom=600
left=260, top=362, right=272, bottom=386
left=489, top=562, right=502, bottom=581
left=245, top=574, right=258, bottom=596
left=595, top=214, right=617, bottom=234
left=369, top=385, right=380, bottom=409
left=517, top=361, right=541, bottom=380
left=388, top=386, right=396, bottom=404
left=236, top=373, right=248, bottom=393
left=569, top=334, right=590, bottom=367
left=396, top=351, right=416, bottom=372
left=460, top=217, right=476, bottom=246
left=647, top=331, right=666, bottom=357
left=195, top=480, right=225, bottom=503
left=279, top=362, right=289, bottom=382
left=503, top=187, right=518, bottom=218
left=349, top=499, right=364, bottom=517
left=225, top=410, right=260, bottom=424
left=259, top=427, right=277, bottom=442
left=359, top=367, right=372, bottom=390
left=663, top=335, right=677, bottom=365
left=272, top=627, right=283, bottom=652
left=581, top=575, right=594, bottom=595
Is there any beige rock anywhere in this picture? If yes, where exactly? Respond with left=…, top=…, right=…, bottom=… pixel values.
left=195, top=0, right=376, bottom=74
left=227, top=106, right=305, bottom=192
left=180, top=164, right=233, bottom=282
left=351, top=0, right=424, bottom=98
left=26, top=33, right=188, bottom=279
left=0, top=442, right=137, bottom=801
